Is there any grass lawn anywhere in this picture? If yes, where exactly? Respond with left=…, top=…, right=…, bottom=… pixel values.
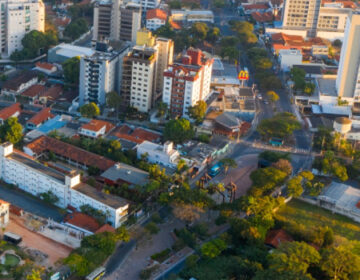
left=276, top=199, right=360, bottom=241
left=4, top=254, right=20, bottom=267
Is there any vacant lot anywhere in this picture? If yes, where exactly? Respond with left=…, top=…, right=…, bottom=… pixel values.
left=276, top=199, right=360, bottom=241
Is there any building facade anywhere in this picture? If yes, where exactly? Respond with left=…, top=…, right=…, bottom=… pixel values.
left=336, top=13, right=360, bottom=101
left=0, top=142, right=128, bottom=228
left=0, top=0, right=45, bottom=57
left=162, top=48, right=214, bottom=118
left=137, top=141, right=180, bottom=167
left=93, top=0, right=141, bottom=43
left=79, top=43, right=130, bottom=106
left=120, top=30, right=174, bottom=112
left=146, top=8, right=167, bottom=31
left=281, top=0, right=353, bottom=38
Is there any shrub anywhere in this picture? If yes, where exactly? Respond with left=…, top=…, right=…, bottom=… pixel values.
left=151, top=248, right=171, bottom=263
left=145, top=222, right=160, bottom=235
left=151, top=213, right=163, bottom=224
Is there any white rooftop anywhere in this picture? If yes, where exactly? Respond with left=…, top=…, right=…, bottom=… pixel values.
left=319, top=182, right=360, bottom=216
left=279, top=49, right=302, bottom=55
left=55, top=44, right=95, bottom=58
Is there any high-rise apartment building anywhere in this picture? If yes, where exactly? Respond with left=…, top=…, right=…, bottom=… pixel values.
left=162, top=48, right=214, bottom=118
left=79, top=43, right=130, bottom=106
left=0, top=0, right=45, bottom=57
left=120, top=3, right=141, bottom=43
left=93, top=0, right=141, bottom=43
left=282, top=0, right=353, bottom=38
left=120, top=29, right=174, bottom=112
left=336, top=13, right=360, bottom=101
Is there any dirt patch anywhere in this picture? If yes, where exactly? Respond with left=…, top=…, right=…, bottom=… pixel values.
left=5, top=214, right=72, bottom=266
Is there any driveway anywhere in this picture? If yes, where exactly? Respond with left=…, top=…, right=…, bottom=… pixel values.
left=0, top=185, right=63, bottom=221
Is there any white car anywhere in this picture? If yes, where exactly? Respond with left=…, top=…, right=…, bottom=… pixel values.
left=258, top=94, right=262, bottom=100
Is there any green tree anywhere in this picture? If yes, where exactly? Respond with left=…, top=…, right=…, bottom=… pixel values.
left=286, top=175, right=303, bottom=197
left=249, top=167, right=287, bottom=195
left=63, top=56, right=80, bottom=84
left=64, top=18, right=89, bottom=40
left=188, top=100, right=207, bottom=124
left=257, top=112, right=301, bottom=139
left=156, top=101, right=168, bottom=117
left=266, top=91, right=279, bottom=102
left=269, top=241, right=321, bottom=274
left=0, top=117, right=23, bottom=144
left=115, top=226, right=130, bottom=242
left=271, top=159, right=292, bottom=175
left=80, top=102, right=100, bottom=118
left=106, top=91, right=122, bottom=117
left=259, top=151, right=291, bottom=163
left=322, top=228, right=334, bottom=248
left=220, top=46, right=239, bottom=62
left=220, top=158, right=237, bottom=174
left=321, top=246, right=360, bottom=280
left=64, top=253, right=90, bottom=276
left=191, top=22, right=209, bottom=40
left=255, top=57, right=272, bottom=70
left=26, top=269, right=44, bottom=280
left=185, top=254, right=200, bottom=268
left=201, top=238, right=227, bottom=258
left=164, top=118, right=194, bottom=144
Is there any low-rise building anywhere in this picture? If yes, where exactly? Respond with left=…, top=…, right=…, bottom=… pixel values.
left=101, top=163, right=149, bottom=186
left=20, top=84, right=46, bottom=103
left=278, top=49, right=303, bottom=71
left=24, top=136, right=115, bottom=172
left=34, top=62, right=57, bottom=75
left=26, top=108, right=54, bottom=130
left=146, top=8, right=167, bottom=31
left=1, top=72, right=38, bottom=96
left=0, top=103, right=21, bottom=125
left=137, top=141, right=180, bottom=167
left=0, top=142, right=129, bottom=228
left=78, top=119, right=114, bottom=138
left=170, top=10, right=214, bottom=24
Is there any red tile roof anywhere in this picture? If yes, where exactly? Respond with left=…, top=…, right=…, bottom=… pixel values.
left=26, top=136, right=115, bottom=171
left=35, top=62, right=56, bottom=71
left=0, top=103, right=21, bottom=120
left=116, top=125, right=132, bottom=134
left=131, top=128, right=161, bottom=142
left=21, top=84, right=46, bottom=98
left=81, top=119, right=115, bottom=133
left=27, top=107, right=53, bottom=126
left=112, top=133, right=144, bottom=144
left=40, top=85, right=63, bottom=101
left=0, top=199, right=9, bottom=205
left=251, top=11, right=274, bottom=22
left=2, top=71, right=38, bottom=91
left=64, top=212, right=100, bottom=233
left=146, top=8, right=167, bottom=20
left=95, top=224, right=115, bottom=234
left=169, top=20, right=181, bottom=30
left=243, top=3, right=269, bottom=10
left=265, top=229, right=293, bottom=248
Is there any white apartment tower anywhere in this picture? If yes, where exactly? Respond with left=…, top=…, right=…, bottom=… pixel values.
left=282, top=0, right=353, bottom=38
left=162, top=48, right=214, bottom=118
left=79, top=43, right=130, bottom=106
left=336, top=13, right=360, bottom=101
left=0, top=0, right=45, bottom=57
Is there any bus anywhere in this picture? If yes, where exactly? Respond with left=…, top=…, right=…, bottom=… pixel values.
left=208, top=162, right=223, bottom=177
left=3, top=232, right=22, bottom=245
left=86, top=267, right=106, bottom=280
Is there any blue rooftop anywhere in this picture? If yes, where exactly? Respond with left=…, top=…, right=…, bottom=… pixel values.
left=38, top=115, right=68, bottom=133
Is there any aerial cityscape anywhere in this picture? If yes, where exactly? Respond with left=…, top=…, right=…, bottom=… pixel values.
left=0, top=0, right=358, bottom=278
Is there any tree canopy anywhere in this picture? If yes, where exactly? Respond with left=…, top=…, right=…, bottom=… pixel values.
left=266, top=91, right=279, bottom=102
left=164, top=118, right=194, bottom=144
left=63, top=56, right=80, bottom=84
left=0, top=117, right=23, bottom=144
left=188, top=100, right=207, bottom=124
left=257, top=112, right=301, bottom=139
left=79, top=102, right=100, bottom=118
left=64, top=18, right=89, bottom=40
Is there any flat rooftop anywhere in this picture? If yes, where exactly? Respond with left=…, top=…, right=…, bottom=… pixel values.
left=101, top=163, right=149, bottom=186
left=317, top=77, right=337, bottom=96
left=8, top=152, right=66, bottom=183
left=73, top=183, right=129, bottom=209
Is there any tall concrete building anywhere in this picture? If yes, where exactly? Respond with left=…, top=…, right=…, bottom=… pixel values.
left=281, top=0, right=353, bottom=38
left=162, top=48, right=214, bottom=118
left=0, top=0, right=45, bottom=57
left=79, top=43, right=130, bottom=106
left=93, top=0, right=141, bottom=43
left=336, top=13, right=360, bottom=101
left=120, top=29, right=174, bottom=112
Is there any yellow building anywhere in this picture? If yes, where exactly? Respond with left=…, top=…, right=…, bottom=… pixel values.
left=136, top=28, right=155, bottom=47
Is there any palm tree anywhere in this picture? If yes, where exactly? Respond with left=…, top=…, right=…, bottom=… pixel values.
left=220, top=158, right=237, bottom=175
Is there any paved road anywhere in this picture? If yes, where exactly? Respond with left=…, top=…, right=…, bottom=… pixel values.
left=105, top=240, right=136, bottom=276
left=0, top=185, right=63, bottom=221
